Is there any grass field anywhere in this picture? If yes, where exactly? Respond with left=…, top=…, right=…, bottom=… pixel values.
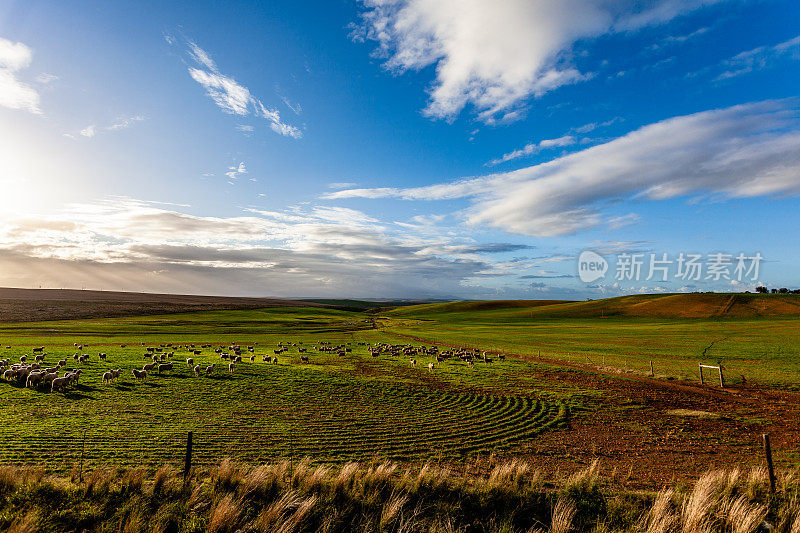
left=0, top=308, right=582, bottom=471
left=0, top=293, right=798, bottom=482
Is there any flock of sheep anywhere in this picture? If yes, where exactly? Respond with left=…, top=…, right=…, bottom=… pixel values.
left=0, top=339, right=503, bottom=393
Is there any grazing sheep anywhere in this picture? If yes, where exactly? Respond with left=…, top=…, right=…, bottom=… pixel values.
left=143, top=362, right=156, bottom=372
left=51, top=375, right=72, bottom=392
left=428, top=362, right=435, bottom=371
left=43, top=372, right=58, bottom=386
left=71, top=369, right=83, bottom=384
left=228, top=362, right=235, bottom=373
left=102, top=371, right=113, bottom=384
left=193, top=364, right=201, bottom=376
left=26, top=371, right=45, bottom=388
left=157, top=362, right=173, bottom=374
left=132, top=368, right=147, bottom=381
left=249, top=355, right=255, bottom=362
left=409, top=359, right=416, bottom=367
left=19, top=355, right=27, bottom=363
left=272, top=357, right=278, bottom=364
left=57, top=359, right=66, bottom=367
left=34, top=354, right=44, bottom=363
left=205, top=364, right=215, bottom=375
left=300, top=355, right=309, bottom=364
left=186, top=357, right=194, bottom=368
left=98, top=353, right=107, bottom=360
left=111, top=368, right=121, bottom=380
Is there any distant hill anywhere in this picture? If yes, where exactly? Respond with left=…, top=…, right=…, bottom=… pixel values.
left=0, top=288, right=333, bottom=323
left=385, top=293, right=800, bottom=320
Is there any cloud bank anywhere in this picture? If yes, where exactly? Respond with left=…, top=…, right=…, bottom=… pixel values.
left=326, top=99, right=800, bottom=236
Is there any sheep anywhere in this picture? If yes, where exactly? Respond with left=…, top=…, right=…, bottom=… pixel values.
left=131, top=368, right=147, bottom=381
left=152, top=355, right=159, bottom=363
left=142, top=362, right=156, bottom=372
left=157, top=362, right=173, bottom=374
left=193, top=364, right=201, bottom=376
left=19, top=355, right=27, bottom=363
left=428, top=362, right=435, bottom=371
left=3, top=368, right=16, bottom=380
left=205, top=364, right=215, bottom=375
left=409, top=359, right=417, bottom=367
left=228, top=362, right=235, bottom=373
left=102, top=371, right=114, bottom=384
left=111, top=368, right=121, bottom=380
left=44, top=366, right=58, bottom=374
left=98, top=353, right=107, bottom=360
left=34, top=354, right=44, bottom=363
left=57, top=359, right=66, bottom=367
left=186, top=357, right=194, bottom=368
left=26, top=371, right=45, bottom=388
left=300, top=355, right=309, bottom=364
left=272, top=357, right=278, bottom=364
left=51, top=376, right=72, bottom=392
left=249, top=355, right=255, bottom=362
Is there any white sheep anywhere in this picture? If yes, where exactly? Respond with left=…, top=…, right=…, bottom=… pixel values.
left=193, top=364, right=201, bottom=376
left=228, top=362, right=235, bottom=373
left=186, top=357, right=194, bottom=368
left=132, top=368, right=147, bottom=381
left=102, top=371, right=113, bottom=384
left=205, top=364, right=215, bottom=375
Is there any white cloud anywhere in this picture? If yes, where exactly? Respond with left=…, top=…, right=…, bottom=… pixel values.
left=35, top=73, right=58, bottom=84
left=326, top=99, right=800, bottom=237
left=0, top=198, right=507, bottom=298
left=716, top=34, right=800, bottom=81
left=487, top=135, right=575, bottom=166
left=108, top=115, right=145, bottom=130
left=225, top=161, right=247, bottom=181
left=189, top=68, right=252, bottom=115
left=182, top=40, right=302, bottom=139
left=73, top=116, right=144, bottom=139
left=354, top=0, right=725, bottom=123
left=0, top=37, right=41, bottom=114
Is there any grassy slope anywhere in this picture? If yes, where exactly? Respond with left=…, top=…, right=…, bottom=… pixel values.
left=381, top=293, right=800, bottom=386
left=386, top=293, right=800, bottom=319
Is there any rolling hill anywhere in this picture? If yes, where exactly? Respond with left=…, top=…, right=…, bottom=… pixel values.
left=385, top=293, right=800, bottom=320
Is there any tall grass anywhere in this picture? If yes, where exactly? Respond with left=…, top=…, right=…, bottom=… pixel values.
left=0, top=459, right=796, bottom=532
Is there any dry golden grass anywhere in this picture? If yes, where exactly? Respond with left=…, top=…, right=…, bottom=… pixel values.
left=0, top=458, right=795, bottom=532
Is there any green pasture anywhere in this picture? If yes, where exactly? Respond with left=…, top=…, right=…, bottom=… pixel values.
left=1, top=297, right=798, bottom=472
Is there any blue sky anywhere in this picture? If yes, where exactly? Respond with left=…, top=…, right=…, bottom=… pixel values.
left=0, top=0, right=798, bottom=298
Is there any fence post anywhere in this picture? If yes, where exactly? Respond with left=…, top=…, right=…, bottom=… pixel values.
left=699, top=364, right=704, bottom=385
left=184, top=431, right=193, bottom=483
left=763, top=434, right=775, bottom=493
left=718, top=366, right=725, bottom=388
left=649, top=360, right=654, bottom=377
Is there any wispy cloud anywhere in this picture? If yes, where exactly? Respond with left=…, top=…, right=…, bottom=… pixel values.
left=181, top=39, right=302, bottom=139
left=80, top=125, right=96, bottom=138
left=326, top=99, right=800, bottom=237
left=716, top=34, right=800, bottom=81
left=225, top=161, right=247, bottom=183
left=72, top=115, right=145, bottom=139
left=353, top=0, right=727, bottom=123
left=0, top=37, right=41, bottom=114
left=487, top=135, right=575, bottom=166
